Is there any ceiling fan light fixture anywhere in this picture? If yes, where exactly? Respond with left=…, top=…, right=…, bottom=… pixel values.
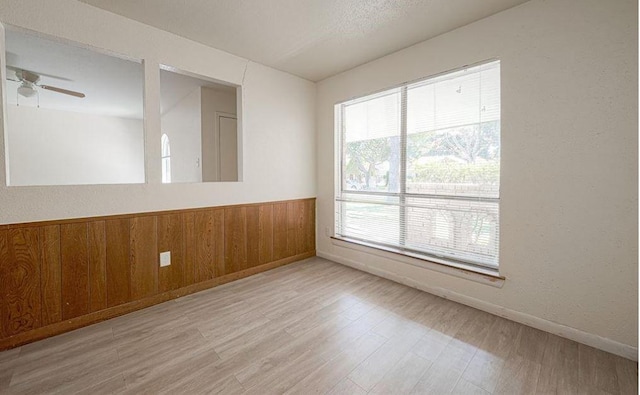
left=17, top=82, right=36, bottom=98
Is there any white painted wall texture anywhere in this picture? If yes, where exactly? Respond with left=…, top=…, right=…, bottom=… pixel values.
left=316, top=0, right=638, bottom=354
left=201, top=87, right=237, bottom=182
left=161, top=87, right=202, bottom=183
left=0, top=0, right=316, bottom=224
left=7, top=104, right=144, bottom=186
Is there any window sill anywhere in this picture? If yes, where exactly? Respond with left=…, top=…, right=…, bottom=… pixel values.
left=330, top=236, right=505, bottom=288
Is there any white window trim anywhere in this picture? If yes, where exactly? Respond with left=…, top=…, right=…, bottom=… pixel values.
left=333, top=59, right=501, bottom=275
left=329, top=236, right=504, bottom=287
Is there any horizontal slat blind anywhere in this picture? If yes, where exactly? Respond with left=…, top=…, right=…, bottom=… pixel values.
left=336, top=60, right=500, bottom=269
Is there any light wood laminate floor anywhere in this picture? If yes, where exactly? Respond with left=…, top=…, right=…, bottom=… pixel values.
left=0, top=257, right=636, bottom=394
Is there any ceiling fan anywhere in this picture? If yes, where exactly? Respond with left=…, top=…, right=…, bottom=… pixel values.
left=7, top=66, right=85, bottom=98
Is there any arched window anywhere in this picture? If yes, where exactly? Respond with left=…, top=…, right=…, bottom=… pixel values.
left=161, top=134, right=171, bottom=183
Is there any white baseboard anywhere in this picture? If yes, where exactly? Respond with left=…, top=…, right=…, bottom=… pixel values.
left=318, top=251, right=638, bottom=361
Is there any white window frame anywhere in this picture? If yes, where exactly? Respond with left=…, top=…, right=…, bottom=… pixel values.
left=334, top=60, right=500, bottom=274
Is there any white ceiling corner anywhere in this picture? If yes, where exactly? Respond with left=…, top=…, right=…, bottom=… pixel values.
left=77, top=0, right=530, bottom=82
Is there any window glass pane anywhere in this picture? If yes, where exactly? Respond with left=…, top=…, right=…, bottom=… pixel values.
left=336, top=60, right=500, bottom=269
left=337, top=196, right=400, bottom=246
left=343, top=91, right=401, bottom=193
left=4, top=29, right=145, bottom=186
left=160, top=67, right=239, bottom=183
left=406, top=62, right=500, bottom=198
left=403, top=197, right=499, bottom=268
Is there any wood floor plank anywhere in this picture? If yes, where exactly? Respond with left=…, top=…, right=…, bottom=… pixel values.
left=369, top=352, right=432, bottom=394
left=494, top=355, right=542, bottom=395
left=579, top=344, right=621, bottom=394
left=348, top=320, right=425, bottom=391
left=236, top=313, right=353, bottom=389
left=243, top=348, right=326, bottom=394
left=0, top=257, right=635, bottom=395
left=536, top=333, right=579, bottom=394
left=286, top=332, right=387, bottom=395
left=513, top=324, right=549, bottom=364
left=461, top=316, right=521, bottom=393
left=411, top=340, right=476, bottom=394
left=615, top=354, right=638, bottom=395
left=0, top=346, right=21, bottom=390
left=452, top=378, right=491, bottom=395
left=76, top=374, right=126, bottom=395
left=327, top=378, right=367, bottom=395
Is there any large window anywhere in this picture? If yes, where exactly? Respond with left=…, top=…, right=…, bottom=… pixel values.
left=335, top=60, right=500, bottom=270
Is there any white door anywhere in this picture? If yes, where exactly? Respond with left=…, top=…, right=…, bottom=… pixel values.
left=219, top=116, right=238, bottom=181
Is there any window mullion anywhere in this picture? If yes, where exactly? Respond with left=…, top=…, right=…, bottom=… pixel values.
left=399, top=86, right=408, bottom=247
left=339, top=103, right=346, bottom=236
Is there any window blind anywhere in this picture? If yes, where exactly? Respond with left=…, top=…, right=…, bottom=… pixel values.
left=335, top=60, right=500, bottom=270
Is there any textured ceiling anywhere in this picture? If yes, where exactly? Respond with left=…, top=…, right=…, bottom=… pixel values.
left=77, top=0, right=529, bottom=82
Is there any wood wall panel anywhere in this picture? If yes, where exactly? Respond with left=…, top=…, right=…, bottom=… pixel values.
left=224, top=207, right=247, bottom=274
left=212, top=209, right=225, bottom=277
left=182, top=212, right=196, bottom=287
left=39, top=225, right=61, bottom=326
left=60, top=223, right=89, bottom=320
left=194, top=210, right=214, bottom=282
left=246, top=206, right=260, bottom=268
left=304, top=199, right=316, bottom=253
left=130, top=217, right=158, bottom=300
left=0, top=198, right=315, bottom=350
left=288, top=201, right=307, bottom=255
left=273, top=203, right=289, bottom=261
left=88, top=221, right=107, bottom=312
left=105, top=219, right=130, bottom=307
left=158, top=214, right=183, bottom=293
left=0, top=228, right=42, bottom=338
left=0, top=230, right=8, bottom=338
left=259, top=205, right=274, bottom=265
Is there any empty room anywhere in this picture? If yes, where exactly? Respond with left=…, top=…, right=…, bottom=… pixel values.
left=0, top=0, right=637, bottom=394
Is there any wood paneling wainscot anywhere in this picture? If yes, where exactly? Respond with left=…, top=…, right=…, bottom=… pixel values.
left=0, top=198, right=315, bottom=350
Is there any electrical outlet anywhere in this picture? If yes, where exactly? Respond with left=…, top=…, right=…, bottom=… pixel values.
left=160, top=251, right=171, bottom=267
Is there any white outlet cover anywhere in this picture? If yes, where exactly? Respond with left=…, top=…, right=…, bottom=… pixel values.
left=160, top=251, right=171, bottom=267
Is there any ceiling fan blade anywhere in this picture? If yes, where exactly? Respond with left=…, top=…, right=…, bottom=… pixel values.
left=7, top=65, right=72, bottom=82
left=39, top=85, right=85, bottom=98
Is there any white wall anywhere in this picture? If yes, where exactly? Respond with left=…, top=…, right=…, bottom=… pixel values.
left=316, top=0, right=638, bottom=357
left=161, top=87, right=202, bottom=183
left=201, top=87, right=237, bottom=182
left=7, top=105, right=143, bottom=185
left=0, top=0, right=316, bottom=223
